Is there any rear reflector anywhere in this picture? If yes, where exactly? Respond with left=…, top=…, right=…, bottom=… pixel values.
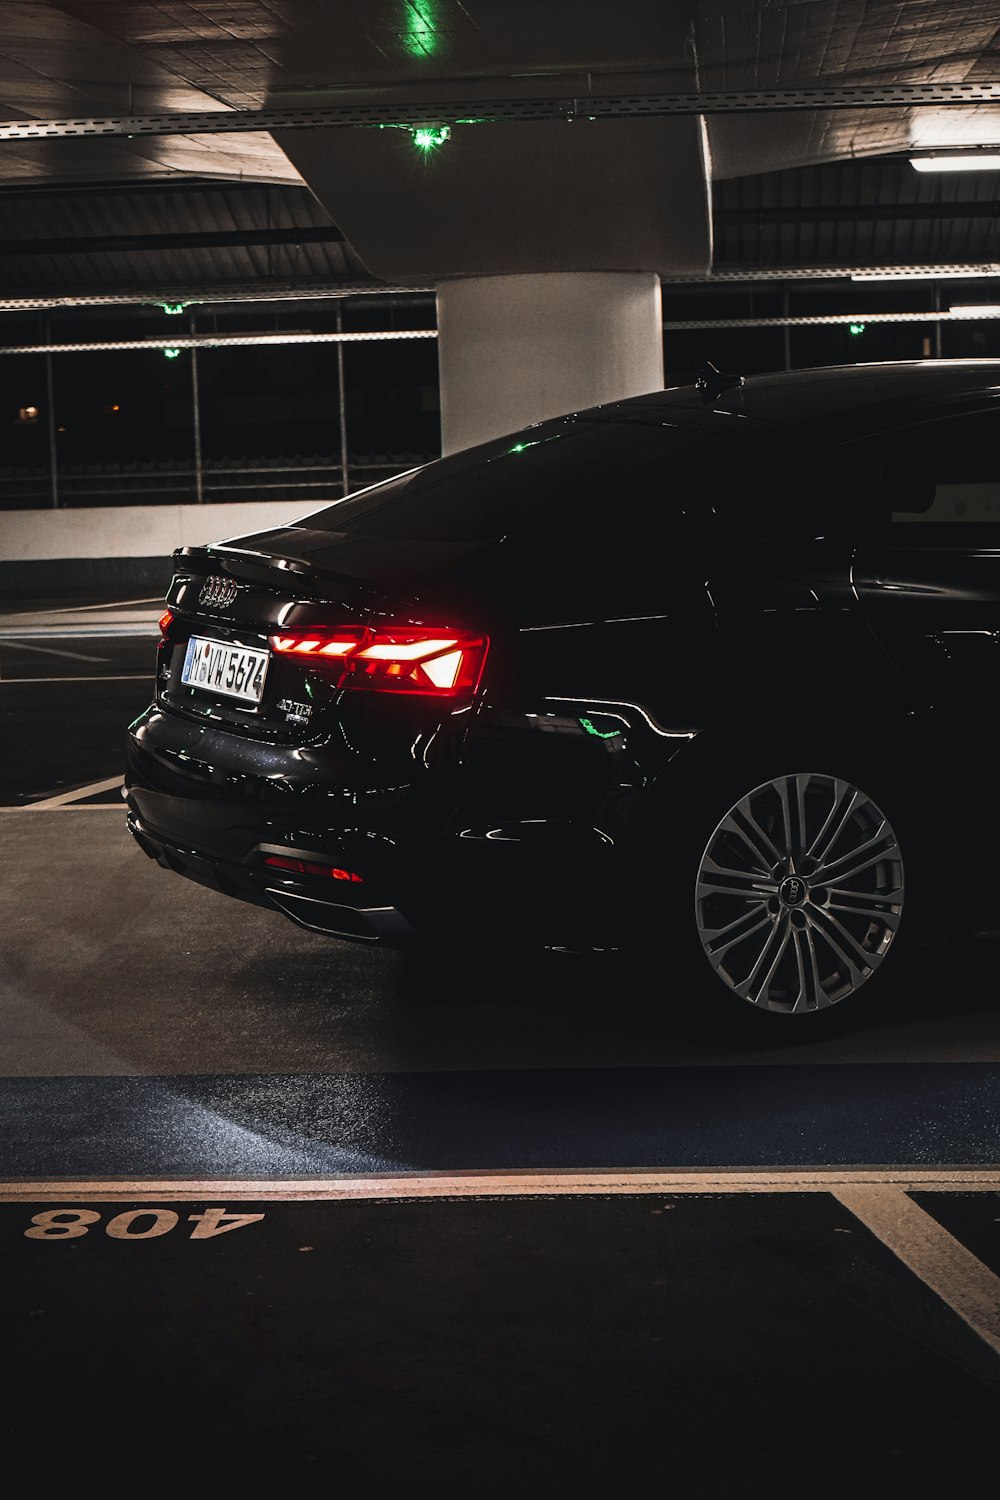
left=264, top=855, right=364, bottom=882
left=158, top=609, right=173, bottom=637
left=269, top=624, right=488, bottom=696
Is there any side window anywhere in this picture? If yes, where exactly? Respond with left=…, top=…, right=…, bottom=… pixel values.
left=490, top=431, right=718, bottom=621
left=880, top=409, right=1000, bottom=536
left=678, top=437, right=837, bottom=545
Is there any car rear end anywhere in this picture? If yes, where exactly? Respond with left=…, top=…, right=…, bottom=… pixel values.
left=125, top=407, right=738, bottom=950
left=126, top=534, right=492, bottom=944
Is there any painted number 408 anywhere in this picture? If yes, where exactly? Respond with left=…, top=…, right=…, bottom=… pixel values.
left=25, top=1208, right=264, bottom=1241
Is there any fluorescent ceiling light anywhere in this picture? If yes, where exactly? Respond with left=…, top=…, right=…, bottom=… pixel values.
left=910, top=153, right=1000, bottom=171
left=852, top=268, right=1000, bottom=281
left=949, top=304, right=1000, bottom=317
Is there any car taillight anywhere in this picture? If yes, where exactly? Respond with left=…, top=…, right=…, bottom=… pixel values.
left=269, top=625, right=367, bottom=659
left=158, top=609, right=173, bottom=638
left=268, top=625, right=489, bottom=696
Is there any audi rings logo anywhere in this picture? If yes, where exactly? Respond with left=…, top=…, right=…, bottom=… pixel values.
left=198, top=575, right=239, bottom=610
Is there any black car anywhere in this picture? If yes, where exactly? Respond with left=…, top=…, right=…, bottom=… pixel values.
left=125, top=358, right=1000, bottom=1029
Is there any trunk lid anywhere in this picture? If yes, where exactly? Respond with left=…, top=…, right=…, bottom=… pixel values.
left=159, top=530, right=491, bottom=744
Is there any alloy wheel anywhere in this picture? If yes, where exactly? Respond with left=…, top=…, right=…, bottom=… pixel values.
left=694, top=772, right=904, bottom=1014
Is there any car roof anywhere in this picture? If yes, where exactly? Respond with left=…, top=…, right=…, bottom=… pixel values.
left=590, top=359, right=1000, bottom=438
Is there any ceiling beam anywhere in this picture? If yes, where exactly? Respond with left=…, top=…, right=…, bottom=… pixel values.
left=718, top=202, right=1000, bottom=224
left=0, top=283, right=432, bottom=311
left=2, top=83, right=1000, bottom=141
left=0, top=226, right=344, bottom=258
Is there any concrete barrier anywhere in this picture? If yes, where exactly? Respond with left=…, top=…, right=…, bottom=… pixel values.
left=0, top=499, right=331, bottom=596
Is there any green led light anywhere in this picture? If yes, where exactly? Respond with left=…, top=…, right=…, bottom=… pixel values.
left=848, top=322, right=867, bottom=335
left=507, top=440, right=540, bottom=455
left=412, top=125, right=450, bottom=152
left=579, top=717, right=621, bottom=740
left=159, top=302, right=187, bottom=316
left=162, top=347, right=181, bottom=359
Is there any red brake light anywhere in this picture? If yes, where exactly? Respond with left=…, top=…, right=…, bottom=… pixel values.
left=268, top=625, right=489, bottom=697
left=270, top=627, right=365, bottom=658
left=158, top=609, right=173, bottom=638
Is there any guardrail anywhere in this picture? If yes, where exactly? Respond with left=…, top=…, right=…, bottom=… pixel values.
left=0, top=453, right=433, bottom=509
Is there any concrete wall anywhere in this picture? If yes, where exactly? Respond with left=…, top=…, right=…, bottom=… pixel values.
left=0, top=499, right=326, bottom=596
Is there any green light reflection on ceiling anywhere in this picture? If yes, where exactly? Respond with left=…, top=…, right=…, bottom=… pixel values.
left=402, top=1, right=443, bottom=58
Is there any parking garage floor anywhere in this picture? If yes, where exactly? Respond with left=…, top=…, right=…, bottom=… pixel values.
left=3, top=592, right=1000, bottom=1493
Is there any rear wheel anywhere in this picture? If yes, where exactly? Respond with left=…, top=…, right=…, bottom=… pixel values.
left=694, top=771, right=905, bottom=1018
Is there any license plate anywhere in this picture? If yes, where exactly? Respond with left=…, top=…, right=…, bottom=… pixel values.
left=181, top=635, right=269, bottom=704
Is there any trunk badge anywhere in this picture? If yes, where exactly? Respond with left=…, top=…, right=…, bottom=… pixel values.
left=199, top=575, right=240, bottom=609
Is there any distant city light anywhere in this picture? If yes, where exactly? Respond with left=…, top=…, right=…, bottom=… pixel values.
left=17, top=405, right=39, bottom=422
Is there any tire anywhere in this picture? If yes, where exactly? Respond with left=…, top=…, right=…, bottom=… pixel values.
left=695, top=769, right=904, bottom=1011
left=628, top=765, right=910, bottom=1035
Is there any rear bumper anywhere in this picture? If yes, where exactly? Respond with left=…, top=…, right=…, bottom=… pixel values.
left=127, top=809, right=419, bottom=945
left=124, top=707, right=628, bottom=950
left=125, top=790, right=622, bottom=951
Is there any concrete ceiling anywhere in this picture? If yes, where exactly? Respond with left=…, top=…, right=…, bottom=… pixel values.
left=1, top=1, right=999, bottom=291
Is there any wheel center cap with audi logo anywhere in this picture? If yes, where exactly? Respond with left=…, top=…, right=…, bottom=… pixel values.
left=198, top=575, right=240, bottom=609
left=778, top=874, right=807, bottom=907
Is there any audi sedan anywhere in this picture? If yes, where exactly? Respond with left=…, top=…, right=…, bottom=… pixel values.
left=125, top=358, right=1000, bottom=1030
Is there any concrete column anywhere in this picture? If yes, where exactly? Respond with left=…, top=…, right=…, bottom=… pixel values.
left=437, top=272, right=664, bottom=456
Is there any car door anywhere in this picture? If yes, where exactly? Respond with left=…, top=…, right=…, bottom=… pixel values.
left=850, top=405, right=1000, bottom=793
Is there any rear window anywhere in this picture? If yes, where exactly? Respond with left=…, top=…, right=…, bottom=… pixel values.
left=298, top=417, right=724, bottom=543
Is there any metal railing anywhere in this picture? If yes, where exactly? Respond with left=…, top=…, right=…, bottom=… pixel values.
left=0, top=454, right=432, bottom=510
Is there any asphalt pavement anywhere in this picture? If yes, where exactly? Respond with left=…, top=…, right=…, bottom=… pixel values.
left=3, top=590, right=1000, bottom=1493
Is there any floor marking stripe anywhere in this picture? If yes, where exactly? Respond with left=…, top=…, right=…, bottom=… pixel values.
left=2, top=1167, right=999, bottom=1202
left=0, top=624, right=157, bottom=639
left=0, top=804, right=124, bottom=812
left=0, top=674, right=149, bottom=685
left=0, top=640, right=106, bottom=663
left=29, top=775, right=124, bottom=808
left=832, top=1184, right=1000, bottom=1356
left=48, top=597, right=161, bottom=614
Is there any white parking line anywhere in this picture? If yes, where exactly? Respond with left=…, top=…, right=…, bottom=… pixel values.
left=2, top=1168, right=998, bottom=1200
left=0, top=674, right=148, bottom=684
left=4, top=1168, right=997, bottom=1353
left=833, top=1183, right=1000, bottom=1356
left=3, top=808, right=125, bottom=814
left=0, top=640, right=107, bottom=663
left=48, top=596, right=161, bottom=614
left=29, top=775, right=125, bottom=808
left=0, top=623, right=158, bottom=639
left=0, top=804, right=124, bottom=812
